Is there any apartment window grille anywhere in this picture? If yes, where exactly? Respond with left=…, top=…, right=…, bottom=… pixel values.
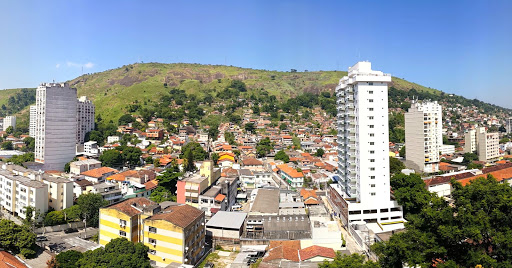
left=119, top=230, right=126, bottom=236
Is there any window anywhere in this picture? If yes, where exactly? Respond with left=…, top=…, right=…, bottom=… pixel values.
left=370, top=176, right=376, bottom=179
left=370, top=159, right=375, bottom=162
left=370, top=184, right=375, bottom=187
left=370, top=142, right=374, bottom=145
left=380, top=208, right=389, bottom=213
left=148, top=249, right=156, bottom=255
left=369, top=90, right=374, bottom=93
left=369, top=125, right=374, bottom=128
left=369, top=108, right=374, bottom=111
left=391, top=207, right=402, bottom=212
left=369, top=99, right=374, bottom=102
left=370, top=150, right=375, bottom=154
left=149, top=238, right=157, bottom=245
left=119, top=230, right=126, bottom=236
left=119, top=219, right=127, bottom=226
left=349, top=210, right=361, bottom=215
left=369, top=133, right=374, bottom=137
left=370, top=192, right=376, bottom=196
left=370, top=167, right=375, bottom=171
left=149, top=226, right=157, bottom=233
left=369, top=116, right=374, bottom=120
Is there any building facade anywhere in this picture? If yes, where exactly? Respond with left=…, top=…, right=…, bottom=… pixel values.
left=2, top=116, right=16, bottom=132
left=506, top=117, right=512, bottom=134
left=35, top=83, right=78, bottom=171
left=0, top=170, right=48, bottom=219
left=464, top=129, right=477, bottom=153
left=335, top=62, right=403, bottom=225
left=477, top=127, right=500, bottom=162
left=29, top=105, right=37, bottom=137
left=405, top=100, right=443, bottom=173
left=76, top=96, right=95, bottom=144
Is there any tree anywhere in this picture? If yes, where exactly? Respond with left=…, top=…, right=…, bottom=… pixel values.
left=207, top=123, right=220, bottom=141
left=390, top=173, right=432, bottom=217
left=44, top=211, right=66, bottom=226
left=5, top=126, right=13, bottom=134
left=99, top=149, right=123, bottom=167
left=389, top=157, right=405, bottom=175
left=76, top=193, right=108, bottom=227
left=211, top=152, right=219, bottom=165
left=244, top=123, right=255, bottom=133
left=63, top=205, right=82, bottom=222
left=256, top=137, right=273, bottom=158
left=149, top=186, right=177, bottom=203
left=224, top=131, right=236, bottom=145
left=180, top=142, right=207, bottom=161
left=154, top=164, right=182, bottom=194
left=315, top=148, right=325, bottom=157
left=75, top=238, right=151, bottom=268
left=8, top=152, right=34, bottom=166
left=1, top=141, right=13, bottom=150
left=274, top=150, right=290, bottom=163
left=292, top=137, right=301, bottom=149
left=118, top=114, right=135, bottom=126
left=56, top=250, right=83, bottom=268
left=184, top=148, right=195, bottom=172
left=23, top=137, right=35, bottom=152
left=319, top=253, right=379, bottom=268
left=0, top=219, right=36, bottom=258
left=117, top=146, right=142, bottom=167
left=279, top=123, right=287, bottom=131
left=399, top=146, right=406, bottom=158
left=463, top=152, right=478, bottom=163
left=47, top=256, right=58, bottom=268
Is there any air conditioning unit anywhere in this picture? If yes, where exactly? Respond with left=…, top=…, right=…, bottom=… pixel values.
left=185, top=247, right=189, bottom=251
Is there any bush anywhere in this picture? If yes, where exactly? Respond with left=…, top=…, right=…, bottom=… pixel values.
left=44, top=211, right=66, bottom=226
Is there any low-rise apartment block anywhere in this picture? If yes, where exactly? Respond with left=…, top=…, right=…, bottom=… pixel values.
left=99, top=197, right=205, bottom=267
left=70, top=159, right=102, bottom=175
left=0, top=170, right=48, bottom=219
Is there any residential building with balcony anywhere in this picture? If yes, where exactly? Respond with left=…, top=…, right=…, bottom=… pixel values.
left=40, top=174, right=74, bottom=211
left=76, top=96, right=95, bottom=145
left=87, top=182, right=123, bottom=204
left=0, top=170, right=48, bottom=219
left=276, top=164, right=303, bottom=188
left=69, top=159, right=102, bottom=175
left=334, top=61, right=403, bottom=226
left=405, top=100, right=443, bottom=173
left=477, top=127, right=500, bottom=162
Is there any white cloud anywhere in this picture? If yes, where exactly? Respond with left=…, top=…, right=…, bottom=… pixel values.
left=56, top=64, right=60, bottom=68
left=66, top=61, right=95, bottom=69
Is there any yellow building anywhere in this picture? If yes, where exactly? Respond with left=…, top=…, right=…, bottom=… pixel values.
left=98, top=197, right=206, bottom=267
left=144, top=204, right=205, bottom=267
left=98, top=197, right=159, bottom=245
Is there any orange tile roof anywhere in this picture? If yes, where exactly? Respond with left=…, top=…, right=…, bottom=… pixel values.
left=299, top=245, right=336, bottom=261
left=144, top=180, right=158, bottom=190
left=215, top=194, right=226, bottom=202
left=276, top=164, right=303, bottom=178
left=458, top=166, right=512, bottom=186
left=264, top=240, right=301, bottom=262
left=282, top=135, right=293, bottom=139
left=242, top=158, right=263, bottom=166
left=146, top=204, right=203, bottom=228
left=0, top=251, right=27, bottom=268
left=81, top=167, right=118, bottom=178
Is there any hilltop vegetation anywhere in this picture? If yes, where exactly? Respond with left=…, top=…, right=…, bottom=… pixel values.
left=0, top=63, right=510, bottom=132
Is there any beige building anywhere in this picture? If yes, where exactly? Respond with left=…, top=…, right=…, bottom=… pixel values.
left=76, top=96, right=95, bottom=145
left=70, top=159, right=102, bottom=175
left=39, top=174, right=74, bottom=211
left=465, top=127, right=499, bottom=162
left=464, top=129, right=477, bottom=153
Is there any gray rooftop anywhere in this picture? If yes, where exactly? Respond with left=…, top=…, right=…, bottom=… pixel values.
left=250, top=188, right=280, bottom=215
left=202, top=186, right=221, bottom=198
left=206, top=211, right=247, bottom=230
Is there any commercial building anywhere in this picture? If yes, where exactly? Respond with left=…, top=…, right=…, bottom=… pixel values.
left=464, top=127, right=500, bottom=162
left=34, top=83, right=78, bottom=171
left=334, top=62, right=403, bottom=225
left=29, top=105, right=37, bottom=137
left=99, top=198, right=206, bottom=267
left=2, top=116, right=16, bottom=132
left=405, top=100, right=443, bottom=173
left=76, top=96, right=95, bottom=145
left=206, top=211, right=247, bottom=241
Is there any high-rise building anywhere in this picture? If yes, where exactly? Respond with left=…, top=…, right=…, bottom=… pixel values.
left=334, top=61, right=403, bottom=224
left=2, top=116, right=16, bottom=132
left=29, top=105, right=37, bottom=137
left=506, top=117, right=512, bottom=134
left=464, top=127, right=499, bottom=162
left=35, top=83, right=77, bottom=171
left=405, top=100, right=442, bottom=173
left=76, top=96, right=95, bottom=144
left=477, top=127, right=499, bottom=162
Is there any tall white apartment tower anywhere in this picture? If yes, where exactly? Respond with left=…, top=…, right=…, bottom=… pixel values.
left=29, top=105, right=37, bottom=137
left=76, top=96, right=95, bottom=144
left=35, top=83, right=77, bottom=171
left=335, top=62, right=403, bottom=224
left=405, top=100, right=442, bottom=173
left=506, top=118, right=512, bottom=134
left=3, top=116, right=16, bottom=132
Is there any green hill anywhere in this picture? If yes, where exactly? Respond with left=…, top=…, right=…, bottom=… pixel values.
left=0, top=62, right=506, bottom=128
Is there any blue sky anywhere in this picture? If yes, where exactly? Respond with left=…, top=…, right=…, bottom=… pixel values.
left=1, top=1, right=511, bottom=107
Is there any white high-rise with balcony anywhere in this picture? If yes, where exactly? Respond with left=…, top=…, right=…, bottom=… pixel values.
left=35, top=83, right=77, bottom=171
left=405, top=100, right=442, bottom=173
left=335, top=62, right=403, bottom=224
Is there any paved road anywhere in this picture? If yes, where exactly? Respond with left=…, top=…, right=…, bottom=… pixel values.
left=41, top=227, right=100, bottom=253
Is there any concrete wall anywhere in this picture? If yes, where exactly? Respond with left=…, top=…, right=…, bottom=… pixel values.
left=35, top=221, right=85, bottom=234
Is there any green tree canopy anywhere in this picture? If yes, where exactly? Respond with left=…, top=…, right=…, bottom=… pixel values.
left=389, top=157, right=405, bottom=176
left=0, top=219, right=36, bottom=258
left=74, top=238, right=151, bottom=268
left=77, top=193, right=108, bottom=227
left=315, top=148, right=325, bottom=157
left=319, top=253, right=379, bottom=268
left=180, top=142, right=207, bottom=161
left=256, top=137, right=273, bottom=157
left=118, top=114, right=135, bottom=126
left=99, top=149, right=123, bottom=167
left=274, top=150, right=290, bottom=163
left=56, top=250, right=83, bottom=268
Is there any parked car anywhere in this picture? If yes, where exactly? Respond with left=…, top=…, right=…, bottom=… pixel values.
left=36, top=236, right=48, bottom=242
left=64, top=228, right=78, bottom=233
